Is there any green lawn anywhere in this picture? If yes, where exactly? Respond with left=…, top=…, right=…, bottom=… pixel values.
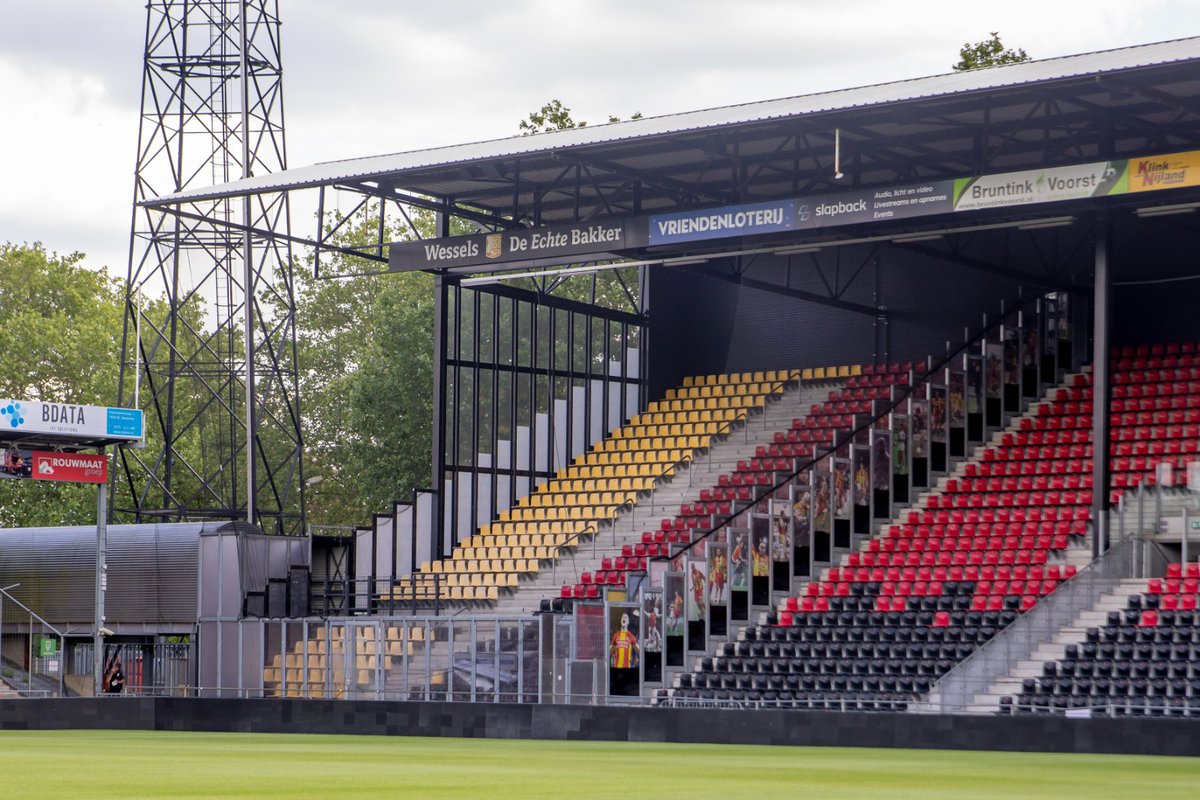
left=0, top=730, right=1197, bottom=799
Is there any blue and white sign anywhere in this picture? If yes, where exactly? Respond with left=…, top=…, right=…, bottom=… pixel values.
left=0, top=399, right=143, bottom=442
left=105, top=408, right=144, bottom=439
left=648, top=199, right=796, bottom=245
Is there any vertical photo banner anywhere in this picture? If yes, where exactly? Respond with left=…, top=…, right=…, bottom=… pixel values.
left=871, top=428, right=892, bottom=519
left=911, top=399, right=930, bottom=459
left=789, top=482, right=812, bottom=577
left=664, top=573, right=686, bottom=640
left=686, top=555, right=707, bottom=652
left=1003, top=327, right=1020, bottom=388
left=931, top=386, right=948, bottom=445
left=770, top=497, right=793, bottom=558
left=750, top=513, right=771, bottom=606
left=812, top=470, right=833, bottom=533
left=852, top=445, right=871, bottom=508
left=891, top=414, right=911, bottom=505
left=871, top=429, right=892, bottom=492
left=707, top=541, right=729, bottom=638
left=607, top=603, right=641, bottom=697
left=985, top=343, right=1004, bottom=400
left=768, top=495, right=792, bottom=590
left=966, top=355, right=983, bottom=415
left=891, top=415, right=910, bottom=477
left=730, top=527, right=750, bottom=592
left=641, top=590, right=663, bottom=684
left=948, top=372, right=966, bottom=429
left=833, top=459, right=851, bottom=521
left=948, top=369, right=967, bottom=459
left=852, top=443, right=872, bottom=535
left=687, top=559, right=707, bottom=623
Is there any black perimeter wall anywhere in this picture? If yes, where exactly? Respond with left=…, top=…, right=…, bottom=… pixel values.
left=2, top=698, right=1198, bottom=756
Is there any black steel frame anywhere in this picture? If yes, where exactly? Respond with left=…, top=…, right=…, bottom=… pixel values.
left=115, top=0, right=304, bottom=534
left=431, top=271, right=648, bottom=558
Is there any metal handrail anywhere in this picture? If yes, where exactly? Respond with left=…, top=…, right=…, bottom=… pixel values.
left=660, top=289, right=1051, bottom=564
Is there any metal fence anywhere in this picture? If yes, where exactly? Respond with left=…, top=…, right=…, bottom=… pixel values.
left=0, top=585, right=66, bottom=698
left=930, top=536, right=1137, bottom=713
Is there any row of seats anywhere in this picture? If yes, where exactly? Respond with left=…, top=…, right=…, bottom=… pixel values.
left=561, top=362, right=889, bottom=597
left=683, top=369, right=803, bottom=387
left=673, top=365, right=1097, bottom=709
left=1112, top=341, right=1200, bottom=357
left=1007, top=565, right=1200, bottom=714
left=394, top=371, right=794, bottom=604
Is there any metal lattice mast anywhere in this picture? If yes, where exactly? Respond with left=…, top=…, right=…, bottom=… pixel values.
left=115, top=0, right=303, bottom=534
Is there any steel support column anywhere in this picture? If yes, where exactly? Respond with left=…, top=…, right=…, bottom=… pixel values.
left=1090, top=214, right=1112, bottom=558
left=430, top=272, right=450, bottom=560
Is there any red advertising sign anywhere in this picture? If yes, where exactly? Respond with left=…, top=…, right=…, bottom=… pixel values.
left=30, top=451, right=108, bottom=484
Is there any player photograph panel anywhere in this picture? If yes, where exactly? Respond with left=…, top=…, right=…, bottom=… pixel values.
left=948, top=371, right=965, bottom=428
left=768, top=495, right=792, bottom=591
left=792, top=479, right=811, bottom=573
left=728, top=524, right=751, bottom=622
left=687, top=557, right=707, bottom=651
left=966, top=353, right=985, bottom=442
left=812, top=470, right=832, bottom=532
left=663, top=571, right=686, bottom=667
left=640, top=589, right=663, bottom=684
left=707, top=541, right=728, bottom=638
left=729, top=527, right=750, bottom=593
left=750, top=513, right=771, bottom=607
left=910, top=399, right=930, bottom=459
left=871, top=428, right=891, bottom=519
left=930, top=387, right=947, bottom=444
left=966, top=355, right=983, bottom=414
left=832, top=459, right=851, bottom=518
left=985, top=342, right=1003, bottom=400
left=1021, top=321, right=1039, bottom=397
left=1003, top=324, right=1020, bottom=387
left=607, top=603, right=641, bottom=697
left=852, top=443, right=872, bottom=535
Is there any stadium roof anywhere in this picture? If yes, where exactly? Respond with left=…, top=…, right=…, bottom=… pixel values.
left=149, top=35, right=1200, bottom=218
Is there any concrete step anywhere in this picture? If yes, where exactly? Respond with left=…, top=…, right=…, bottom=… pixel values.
left=966, top=577, right=1147, bottom=711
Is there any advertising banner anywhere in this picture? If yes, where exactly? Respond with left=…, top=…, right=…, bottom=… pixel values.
left=0, top=400, right=143, bottom=442
left=1, top=447, right=108, bottom=484
left=389, top=148, right=1200, bottom=273
left=388, top=219, right=634, bottom=272
left=649, top=199, right=796, bottom=245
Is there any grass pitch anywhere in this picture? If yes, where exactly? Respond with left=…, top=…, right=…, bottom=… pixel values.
left=0, top=730, right=1197, bottom=799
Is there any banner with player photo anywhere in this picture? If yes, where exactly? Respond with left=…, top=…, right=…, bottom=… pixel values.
left=707, top=541, right=729, bottom=637
left=750, top=513, right=772, bottom=606
left=686, top=557, right=707, bottom=651
left=871, top=429, right=891, bottom=519
left=640, top=590, right=664, bottom=684
left=607, top=603, right=641, bottom=697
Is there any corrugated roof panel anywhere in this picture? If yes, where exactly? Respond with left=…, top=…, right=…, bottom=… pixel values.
left=148, top=36, right=1200, bottom=206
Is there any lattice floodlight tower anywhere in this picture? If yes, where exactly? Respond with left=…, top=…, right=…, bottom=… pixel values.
left=115, top=0, right=303, bottom=534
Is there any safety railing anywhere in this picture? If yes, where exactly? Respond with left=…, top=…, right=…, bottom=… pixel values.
left=0, top=585, right=67, bottom=698
left=930, top=535, right=1136, bottom=713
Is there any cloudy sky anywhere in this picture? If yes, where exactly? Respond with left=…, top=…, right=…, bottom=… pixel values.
left=1, top=0, right=1196, bottom=278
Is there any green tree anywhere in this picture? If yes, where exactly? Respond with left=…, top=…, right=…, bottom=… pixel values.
left=519, top=99, right=586, bottom=135
left=519, top=100, right=642, bottom=135
left=953, top=32, right=1030, bottom=71
left=0, top=243, right=124, bottom=527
